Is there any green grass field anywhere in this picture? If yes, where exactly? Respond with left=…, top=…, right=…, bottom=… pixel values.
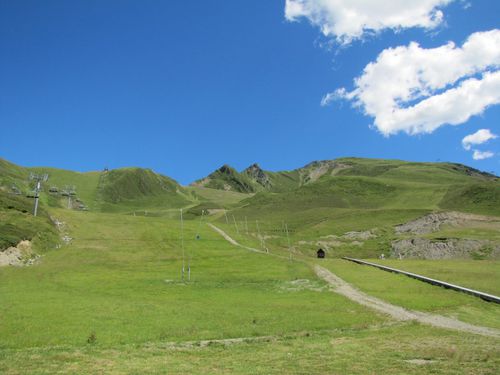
left=2, top=324, right=498, bottom=374
left=1, top=208, right=499, bottom=373
left=0, top=210, right=382, bottom=350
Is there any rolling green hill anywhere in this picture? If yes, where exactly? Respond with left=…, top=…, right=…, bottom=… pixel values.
left=96, top=167, right=192, bottom=212
left=210, top=158, right=499, bottom=260
left=0, top=158, right=195, bottom=251
left=0, top=158, right=193, bottom=212
left=233, top=158, right=499, bottom=213
left=0, top=190, right=58, bottom=252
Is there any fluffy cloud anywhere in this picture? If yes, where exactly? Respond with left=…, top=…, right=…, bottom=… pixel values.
left=330, top=30, right=500, bottom=136
left=462, top=129, right=498, bottom=150
left=472, top=150, right=495, bottom=160
left=285, top=0, right=454, bottom=44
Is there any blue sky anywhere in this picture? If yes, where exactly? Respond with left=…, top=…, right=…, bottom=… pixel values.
left=1, top=0, right=499, bottom=184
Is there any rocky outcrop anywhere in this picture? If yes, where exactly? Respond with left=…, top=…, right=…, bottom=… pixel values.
left=391, top=238, right=500, bottom=259
left=395, top=212, right=498, bottom=235
left=0, top=240, right=35, bottom=266
left=299, top=160, right=352, bottom=184
left=243, top=163, right=272, bottom=189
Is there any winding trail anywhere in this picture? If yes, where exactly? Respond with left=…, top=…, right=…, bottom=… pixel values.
left=208, top=223, right=266, bottom=254
left=210, top=223, right=500, bottom=339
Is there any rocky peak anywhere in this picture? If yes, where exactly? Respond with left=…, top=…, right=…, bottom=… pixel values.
left=216, top=164, right=235, bottom=175
left=244, top=163, right=271, bottom=188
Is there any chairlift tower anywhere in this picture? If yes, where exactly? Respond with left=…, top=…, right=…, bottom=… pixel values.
left=28, top=173, right=48, bottom=216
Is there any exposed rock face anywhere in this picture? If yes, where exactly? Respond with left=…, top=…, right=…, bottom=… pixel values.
left=395, top=211, right=498, bottom=235
left=218, top=165, right=233, bottom=175
left=243, top=163, right=272, bottom=189
left=299, top=160, right=351, bottom=184
left=0, top=240, right=33, bottom=266
left=391, top=238, right=500, bottom=259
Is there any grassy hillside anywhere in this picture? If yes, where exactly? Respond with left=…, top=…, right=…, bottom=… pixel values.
left=213, top=159, right=499, bottom=261
left=29, top=166, right=102, bottom=210
left=96, top=168, right=192, bottom=212
left=0, top=190, right=58, bottom=252
left=229, top=159, right=499, bottom=218
left=2, top=156, right=498, bottom=259
left=0, top=158, right=29, bottom=190
left=0, top=159, right=196, bottom=251
left=0, top=209, right=381, bottom=348
left=187, top=186, right=252, bottom=206
left=0, top=158, right=194, bottom=213
left=440, top=182, right=500, bottom=215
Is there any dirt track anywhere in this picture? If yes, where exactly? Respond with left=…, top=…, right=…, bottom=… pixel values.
left=315, top=265, right=500, bottom=338
left=208, top=224, right=265, bottom=253
left=210, top=223, right=500, bottom=339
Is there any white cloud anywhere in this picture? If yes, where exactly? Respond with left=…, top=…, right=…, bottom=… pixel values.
left=320, top=91, right=339, bottom=106
left=462, top=129, right=498, bottom=150
left=285, top=0, right=454, bottom=44
left=472, top=150, right=495, bottom=160
left=331, top=29, right=500, bottom=136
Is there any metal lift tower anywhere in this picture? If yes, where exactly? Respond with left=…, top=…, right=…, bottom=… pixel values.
left=28, top=173, right=49, bottom=217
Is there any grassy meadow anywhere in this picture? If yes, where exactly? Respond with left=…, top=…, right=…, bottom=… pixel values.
left=1, top=207, right=499, bottom=373
left=0, top=209, right=381, bottom=350
left=2, top=324, right=499, bottom=374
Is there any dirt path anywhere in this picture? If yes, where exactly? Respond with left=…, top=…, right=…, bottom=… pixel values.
left=209, top=223, right=500, bottom=339
left=208, top=223, right=267, bottom=254
left=314, top=265, right=500, bottom=338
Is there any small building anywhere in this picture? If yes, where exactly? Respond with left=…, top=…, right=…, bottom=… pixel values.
left=317, top=248, right=325, bottom=259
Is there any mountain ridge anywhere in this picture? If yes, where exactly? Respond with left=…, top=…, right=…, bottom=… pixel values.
left=191, top=157, right=498, bottom=194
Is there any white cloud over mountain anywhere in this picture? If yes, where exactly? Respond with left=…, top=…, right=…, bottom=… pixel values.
left=285, top=0, right=454, bottom=44
left=472, top=150, right=495, bottom=160
left=462, top=129, right=498, bottom=150
left=328, top=30, right=500, bottom=136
